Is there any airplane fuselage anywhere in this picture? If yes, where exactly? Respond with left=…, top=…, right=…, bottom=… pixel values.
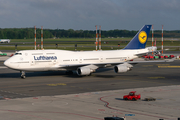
left=4, top=49, right=148, bottom=71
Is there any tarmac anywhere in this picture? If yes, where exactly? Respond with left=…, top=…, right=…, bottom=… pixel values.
left=0, top=51, right=180, bottom=120
left=0, top=85, right=180, bottom=120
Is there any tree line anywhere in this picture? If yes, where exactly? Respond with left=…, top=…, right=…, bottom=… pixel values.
left=0, top=28, right=180, bottom=39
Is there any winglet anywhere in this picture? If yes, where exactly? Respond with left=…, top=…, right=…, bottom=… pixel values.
left=124, top=25, right=152, bottom=49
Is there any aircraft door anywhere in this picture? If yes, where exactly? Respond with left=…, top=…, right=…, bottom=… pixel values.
left=79, top=58, right=83, bottom=63
left=30, top=56, right=35, bottom=66
left=100, top=56, right=103, bottom=62
left=53, top=59, right=57, bottom=64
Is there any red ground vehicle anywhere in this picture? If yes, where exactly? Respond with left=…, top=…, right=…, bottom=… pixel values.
left=123, top=91, right=141, bottom=101
left=143, top=55, right=154, bottom=60
left=169, top=55, right=175, bottom=58
left=164, top=55, right=169, bottom=59
left=148, top=55, right=154, bottom=60
left=142, top=55, right=148, bottom=58
left=164, top=55, right=175, bottom=59
left=159, top=55, right=164, bottom=59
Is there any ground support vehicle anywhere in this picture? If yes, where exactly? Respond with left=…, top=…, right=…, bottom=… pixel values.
left=123, top=91, right=141, bottom=101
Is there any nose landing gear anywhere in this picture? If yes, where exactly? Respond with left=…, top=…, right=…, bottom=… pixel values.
left=20, top=71, right=26, bottom=79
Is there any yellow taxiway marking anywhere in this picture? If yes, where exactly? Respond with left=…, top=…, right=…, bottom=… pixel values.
left=47, top=83, right=66, bottom=86
left=158, top=66, right=180, bottom=68
left=148, top=77, right=165, bottom=79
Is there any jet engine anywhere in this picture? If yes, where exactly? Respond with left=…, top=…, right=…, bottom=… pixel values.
left=114, top=65, right=131, bottom=73
left=77, top=67, right=92, bottom=76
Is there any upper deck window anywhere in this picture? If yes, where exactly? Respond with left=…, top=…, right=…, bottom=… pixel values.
left=15, top=53, right=22, bottom=55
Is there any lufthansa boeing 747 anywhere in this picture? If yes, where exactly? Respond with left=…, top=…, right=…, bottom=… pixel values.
left=4, top=25, right=173, bottom=78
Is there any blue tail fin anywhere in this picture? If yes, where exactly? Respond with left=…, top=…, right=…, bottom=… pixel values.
left=124, top=25, right=152, bottom=49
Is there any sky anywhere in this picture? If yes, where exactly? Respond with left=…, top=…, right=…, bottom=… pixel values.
left=0, top=0, right=180, bottom=30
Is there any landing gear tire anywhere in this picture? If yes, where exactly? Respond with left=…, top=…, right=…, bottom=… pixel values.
left=132, top=98, right=136, bottom=101
left=21, top=75, right=26, bottom=79
left=124, top=98, right=128, bottom=100
left=20, top=71, right=26, bottom=79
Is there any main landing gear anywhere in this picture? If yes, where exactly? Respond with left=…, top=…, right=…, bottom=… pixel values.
left=20, top=71, right=26, bottom=79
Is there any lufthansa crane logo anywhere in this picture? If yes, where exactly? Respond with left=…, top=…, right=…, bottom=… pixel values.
left=138, top=31, right=147, bottom=44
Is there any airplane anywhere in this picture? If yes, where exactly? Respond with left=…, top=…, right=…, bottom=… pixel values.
left=4, top=25, right=173, bottom=79
left=0, top=39, right=10, bottom=43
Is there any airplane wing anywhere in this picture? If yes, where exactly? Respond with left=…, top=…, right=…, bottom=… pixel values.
left=58, top=58, right=175, bottom=71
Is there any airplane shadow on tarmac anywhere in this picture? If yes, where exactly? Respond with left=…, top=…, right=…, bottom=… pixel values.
left=0, top=71, right=66, bottom=78
left=0, top=71, right=139, bottom=78
left=0, top=67, right=138, bottom=78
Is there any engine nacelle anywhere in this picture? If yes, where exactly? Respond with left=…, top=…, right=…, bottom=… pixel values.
left=114, top=65, right=130, bottom=73
left=77, top=67, right=91, bottom=76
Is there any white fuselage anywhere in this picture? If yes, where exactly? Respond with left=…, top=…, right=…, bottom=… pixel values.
left=4, top=49, right=148, bottom=71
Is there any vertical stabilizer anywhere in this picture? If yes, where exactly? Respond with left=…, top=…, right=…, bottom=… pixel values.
left=124, top=25, right=152, bottom=49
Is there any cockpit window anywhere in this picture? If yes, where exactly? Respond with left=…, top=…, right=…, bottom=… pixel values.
left=15, top=53, right=22, bottom=55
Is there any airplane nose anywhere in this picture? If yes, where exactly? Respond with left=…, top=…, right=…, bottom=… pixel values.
left=4, top=60, right=10, bottom=67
